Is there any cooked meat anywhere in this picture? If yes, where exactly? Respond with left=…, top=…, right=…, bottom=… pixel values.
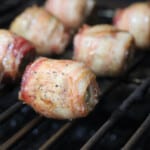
left=0, top=29, right=35, bottom=84
left=10, top=5, right=70, bottom=55
left=114, top=2, right=150, bottom=49
left=73, top=24, right=134, bottom=76
left=19, top=57, right=100, bottom=119
left=44, top=0, right=95, bottom=28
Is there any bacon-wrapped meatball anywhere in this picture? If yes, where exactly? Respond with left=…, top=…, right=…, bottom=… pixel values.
left=10, top=6, right=70, bottom=55
left=114, top=2, right=150, bottom=49
left=0, top=30, right=35, bottom=84
left=45, top=0, right=95, bottom=29
left=73, top=25, right=134, bottom=76
left=19, top=57, right=100, bottom=119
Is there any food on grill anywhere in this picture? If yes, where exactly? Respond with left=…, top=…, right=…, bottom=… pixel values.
left=44, top=0, right=95, bottom=29
left=114, top=2, right=150, bottom=49
left=19, top=57, right=100, bottom=119
left=0, top=29, right=35, bottom=84
left=10, top=5, right=70, bottom=55
left=73, top=24, right=134, bottom=76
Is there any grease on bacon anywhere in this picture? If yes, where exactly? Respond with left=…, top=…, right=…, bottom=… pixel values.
left=73, top=24, right=134, bottom=76
left=0, top=29, right=35, bottom=84
left=19, top=57, right=100, bottom=119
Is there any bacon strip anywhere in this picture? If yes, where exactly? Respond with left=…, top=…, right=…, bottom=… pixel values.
left=0, top=30, right=35, bottom=84
left=10, top=6, right=70, bottom=55
left=73, top=24, right=134, bottom=76
left=45, top=0, right=95, bottom=29
left=114, top=2, right=150, bottom=49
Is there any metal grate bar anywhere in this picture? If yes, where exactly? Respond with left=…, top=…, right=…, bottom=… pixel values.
left=39, top=122, right=73, bottom=150
left=0, top=116, right=42, bottom=150
left=0, top=52, right=146, bottom=149
left=81, top=78, right=150, bottom=150
left=122, top=113, right=150, bottom=150
left=0, top=102, right=22, bottom=123
left=0, top=1, right=149, bottom=149
left=0, top=53, right=145, bottom=149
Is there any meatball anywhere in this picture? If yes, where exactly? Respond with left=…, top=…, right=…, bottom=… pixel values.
left=114, top=2, right=150, bottom=49
left=44, top=0, right=95, bottom=28
left=19, top=57, right=100, bottom=119
left=73, top=24, right=134, bottom=76
left=0, top=29, right=35, bottom=84
left=10, top=6, right=70, bottom=55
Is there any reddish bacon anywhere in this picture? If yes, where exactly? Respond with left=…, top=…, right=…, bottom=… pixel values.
left=0, top=30, right=35, bottom=84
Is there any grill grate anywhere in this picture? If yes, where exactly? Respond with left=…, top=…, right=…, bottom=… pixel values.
left=122, top=113, right=150, bottom=150
left=1, top=116, right=43, bottom=150
left=81, top=78, right=150, bottom=150
left=0, top=0, right=150, bottom=150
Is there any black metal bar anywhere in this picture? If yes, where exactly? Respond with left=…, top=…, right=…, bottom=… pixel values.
left=0, top=116, right=42, bottom=150
left=39, top=122, right=73, bottom=150
left=0, top=102, right=22, bottom=123
left=122, top=113, right=150, bottom=150
left=81, top=78, right=150, bottom=150
left=124, top=78, right=143, bottom=85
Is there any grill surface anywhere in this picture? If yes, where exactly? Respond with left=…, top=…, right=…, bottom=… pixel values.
left=0, top=0, right=150, bottom=150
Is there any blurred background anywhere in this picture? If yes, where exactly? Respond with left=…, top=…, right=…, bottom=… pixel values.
left=97, top=0, right=147, bottom=8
